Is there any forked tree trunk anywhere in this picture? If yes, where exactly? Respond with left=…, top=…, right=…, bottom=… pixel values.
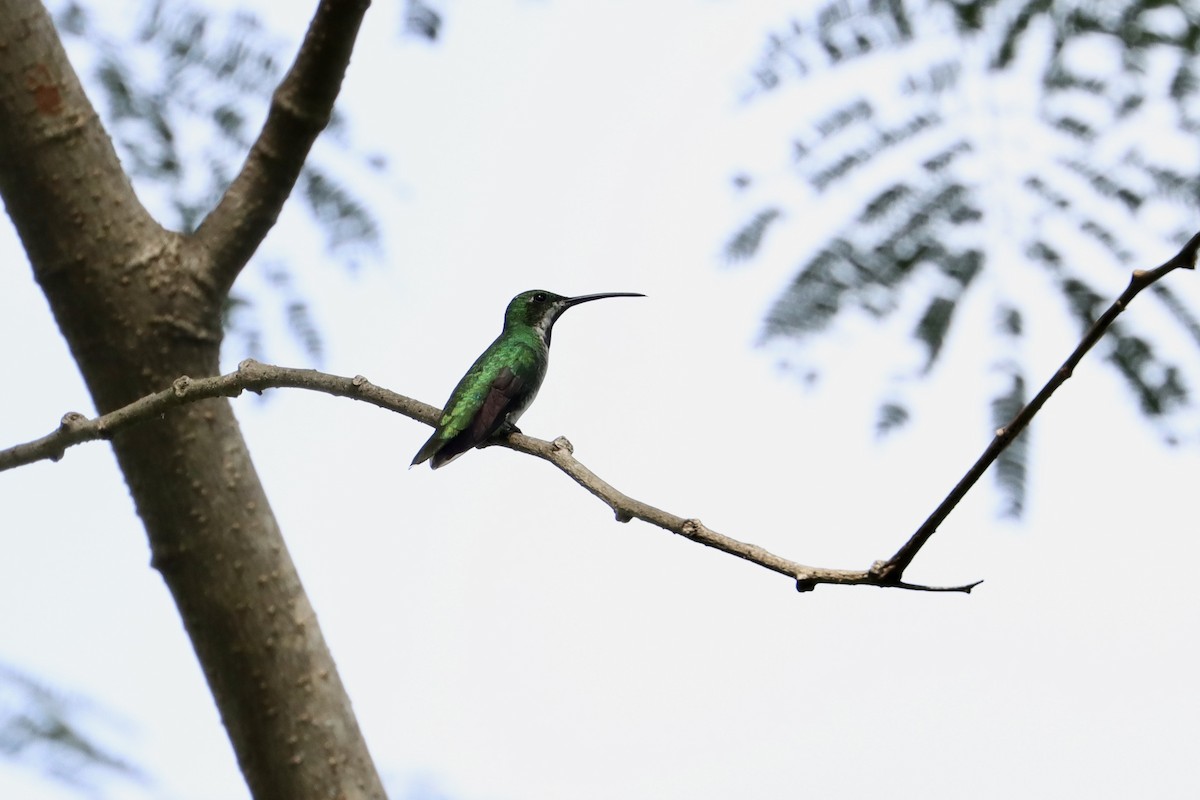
left=0, top=1, right=385, bottom=797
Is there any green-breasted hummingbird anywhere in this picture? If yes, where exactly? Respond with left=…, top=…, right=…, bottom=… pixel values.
left=411, top=289, right=644, bottom=469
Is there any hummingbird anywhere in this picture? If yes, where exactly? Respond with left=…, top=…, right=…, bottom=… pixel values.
left=411, top=289, right=644, bottom=469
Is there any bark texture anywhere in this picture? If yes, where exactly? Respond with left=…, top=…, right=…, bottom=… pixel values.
left=0, top=1, right=385, bottom=797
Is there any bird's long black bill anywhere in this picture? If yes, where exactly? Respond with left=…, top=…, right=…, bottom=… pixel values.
left=563, top=292, right=645, bottom=307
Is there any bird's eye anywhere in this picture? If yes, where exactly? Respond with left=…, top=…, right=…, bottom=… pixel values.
left=533, top=292, right=547, bottom=302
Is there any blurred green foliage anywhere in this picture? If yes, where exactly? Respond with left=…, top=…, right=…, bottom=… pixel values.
left=728, top=0, right=1200, bottom=515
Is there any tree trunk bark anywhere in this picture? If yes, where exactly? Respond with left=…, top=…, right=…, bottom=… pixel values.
left=0, top=1, right=386, bottom=797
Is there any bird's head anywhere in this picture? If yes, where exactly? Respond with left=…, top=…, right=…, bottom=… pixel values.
left=504, top=289, right=644, bottom=345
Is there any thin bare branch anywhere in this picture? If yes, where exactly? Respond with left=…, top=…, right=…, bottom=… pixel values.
left=503, top=432, right=981, bottom=593
left=0, top=360, right=973, bottom=594
left=6, top=235, right=1193, bottom=592
left=872, top=232, right=1200, bottom=583
left=192, top=0, right=371, bottom=293
left=0, top=362, right=436, bottom=472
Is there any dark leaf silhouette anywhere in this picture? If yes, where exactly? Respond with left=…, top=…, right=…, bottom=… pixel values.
left=876, top=400, right=910, bottom=436
left=991, top=370, right=1029, bottom=517
left=730, top=0, right=1200, bottom=514
left=404, top=0, right=442, bottom=40
left=725, top=207, right=782, bottom=263
left=0, top=664, right=141, bottom=791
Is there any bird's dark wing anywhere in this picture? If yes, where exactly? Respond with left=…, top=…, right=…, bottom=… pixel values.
left=468, top=366, right=525, bottom=444
left=421, top=366, right=526, bottom=469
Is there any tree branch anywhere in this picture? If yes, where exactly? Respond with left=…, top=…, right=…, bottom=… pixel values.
left=192, top=0, right=371, bottom=294
left=0, top=360, right=973, bottom=594
left=0, top=363, right=437, bottom=472
left=5, top=236, right=1194, bottom=593
left=871, top=231, right=1200, bottom=583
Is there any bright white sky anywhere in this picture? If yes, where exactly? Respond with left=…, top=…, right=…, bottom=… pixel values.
left=2, top=2, right=1198, bottom=799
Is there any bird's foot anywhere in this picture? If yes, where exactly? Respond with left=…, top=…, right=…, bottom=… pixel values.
left=482, top=421, right=522, bottom=448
